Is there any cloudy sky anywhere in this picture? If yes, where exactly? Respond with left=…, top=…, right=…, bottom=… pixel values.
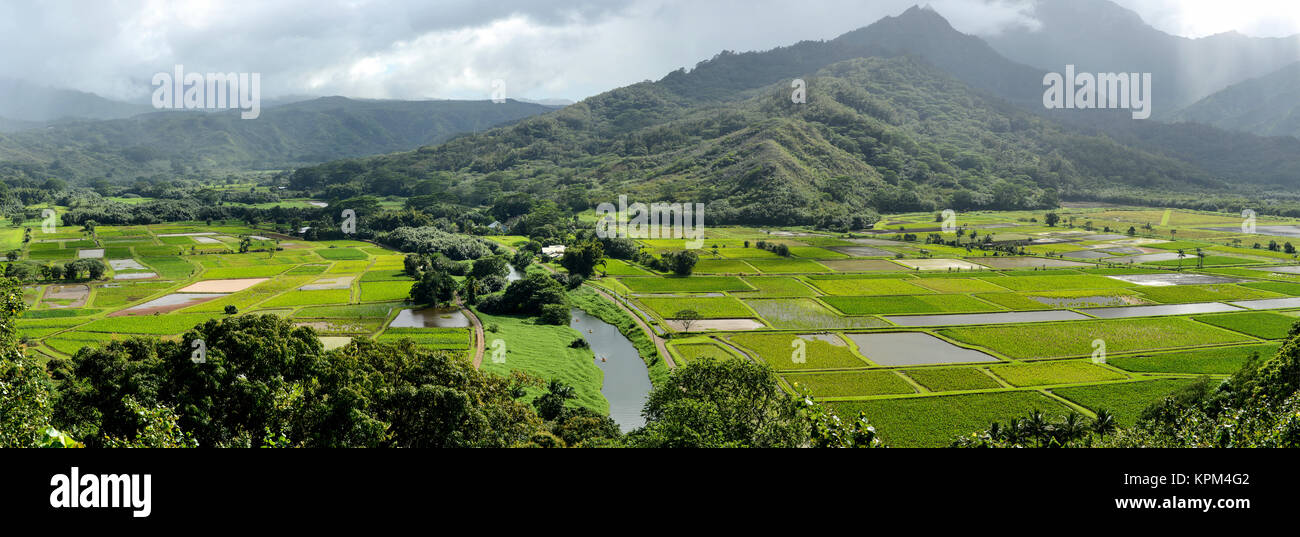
left=1, top=0, right=1297, bottom=103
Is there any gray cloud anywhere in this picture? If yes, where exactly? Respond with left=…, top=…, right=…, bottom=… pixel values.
left=0, top=0, right=1293, bottom=104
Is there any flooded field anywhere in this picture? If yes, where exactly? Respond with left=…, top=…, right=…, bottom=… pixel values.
left=973, top=257, right=1092, bottom=269
left=1080, top=303, right=1242, bottom=319
left=78, top=249, right=104, bottom=259
left=179, top=278, right=268, bottom=293
left=300, top=276, right=355, bottom=290
left=43, top=285, right=90, bottom=308
left=1031, top=295, right=1142, bottom=308
left=1230, top=297, right=1300, bottom=310
left=113, top=272, right=157, bottom=280
left=845, top=332, right=998, bottom=366
left=113, top=293, right=226, bottom=316
left=1108, top=273, right=1245, bottom=286
left=1105, top=252, right=1184, bottom=264
left=820, top=259, right=907, bottom=272
left=665, top=318, right=765, bottom=332
left=830, top=246, right=894, bottom=257
left=390, top=307, right=470, bottom=328
left=895, top=258, right=987, bottom=271
left=109, top=259, right=148, bottom=271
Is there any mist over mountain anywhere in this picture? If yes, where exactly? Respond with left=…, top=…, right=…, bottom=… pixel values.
left=0, top=97, right=556, bottom=183
left=983, top=0, right=1300, bottom=114
left=1172, top=62, right=1300, bottom=139
left=0, top=77, right=151, bottom=123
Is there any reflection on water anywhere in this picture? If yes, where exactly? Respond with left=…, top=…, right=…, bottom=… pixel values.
left=390, top=307, right=470, bottom=328
left=571, top=308, right=651, bottom=432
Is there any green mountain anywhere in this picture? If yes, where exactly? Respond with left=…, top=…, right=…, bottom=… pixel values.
left=1172, top=62, right=1300, bottom=139
left=292, top=51, right=1216, bottom=225
left=0, top=97, right=556, bottom=183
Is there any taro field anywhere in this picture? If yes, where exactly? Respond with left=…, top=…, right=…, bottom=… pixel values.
left=12, top=223, right=473, bottom=364
left=588, top=207, right=1300, bottom=446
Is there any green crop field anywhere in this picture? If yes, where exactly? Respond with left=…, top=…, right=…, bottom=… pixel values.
left=1137, top=284, right=1282, bottom=304
left=942, top=317, right=1254, bottom=359
left=734, top=277, right=818, bottom=297
left=808, top=277, right=931, bottom=296
left=638, top=296, right=753, bottom=319
left=669, top=342, right=740, bottom=365
left=692, top=259, right=755, bottom=273
left=80, top=313, right=223, bottom=335
left=783, top=370, right=916, bottom=397
left=1192, top=312, right=1297, bottom=339
left=1054, top=379, right=1205, bottom=426
left=989, top=360, right=1128, bottom=387
left=618, top=276, right=752, bottom=293
left=743, top=298, right=886, bottom=329
left=1108, top=343, right=1280, bottom=375
left=830, top=391, right=1073, bottom=447
left=315, top=247, right=369, bottom=260
left=728, top=333, right=867, bottom=370
left=822, top=294, right=1000, bottom=315
left=359, top=281, right=413, bottom=302
left=903, top=367, right=1003, bottom=392
left=260, top=289, right=352, bottom=308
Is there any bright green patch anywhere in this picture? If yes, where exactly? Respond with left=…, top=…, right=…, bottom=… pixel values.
left=942, top=317, right=1254, bottom=359
left=830, top=391, right=1072, bottom=447
left=822, top=294, right=1001, bottom=315
left=903, top=368, right=1003, bottom=392
left=990, top=361, right=1127, bottom=387
left=638, top=296, right=753, bottom=319
left=1192, top=312, right=1297, bottom=339
left=784, top=370, right=915, bottom=397
left=728, top=333, right=867, bottom=371
left=1054, top=379, right=1205, bottom=426
left=1108, top=343, right=1280, bottom=375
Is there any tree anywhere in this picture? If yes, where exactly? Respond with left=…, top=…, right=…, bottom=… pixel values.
left=664, top=250, right=699, bottom=276
left=0, top=276, right=64, bottom=447
left=1126, top=226, right=1137, bottom=236
left=624, top=358, right=809, bottom=448
left=224, top=305, right=239, bottom=314
left=560, top=238, right=605, bottom=278
left=239, top=236, right=252, bottom=253
left=86, top=259, right=105, bottom=280
left=1044, top=212, right=1060, bottom=227
left=675, top=309, right=702, bottom=333
left=410, top=269, right=457, bottom=306
left=533, top=380, right=575, bottom=421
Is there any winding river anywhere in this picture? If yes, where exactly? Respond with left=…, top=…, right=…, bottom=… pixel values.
left=570, top=308, right=652, bottom=432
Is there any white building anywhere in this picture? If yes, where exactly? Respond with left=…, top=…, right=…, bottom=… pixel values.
left=541, top=245, right=566, bottom=259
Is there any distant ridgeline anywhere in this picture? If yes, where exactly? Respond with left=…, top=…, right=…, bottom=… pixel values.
left=286, top=7, right=1300, bottom=226
left=0, top=97, right=556, bottom=185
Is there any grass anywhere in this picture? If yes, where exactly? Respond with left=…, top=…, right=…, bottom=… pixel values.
left=600, top=259, right=652, bottom=276
left=1192, top=312, right=1297, bottom=339
left=1053, top=379, right=1205, bottom=426
left=903, top=368, right=1003, bottom=391
left=1108, top=343, right=1280, bottom=375
left=807, top=277, right=931, bottom=296
left=743, top=298, right=885, bottom=329
left=359, top=281, right=413, bottom=302
left=618, top=276, right=752, bottom=293
left=829, top=391, right=1072, bottom=447
left=941, top=317, right=1254, bottom=359
left=638, top=296, right=753, bottom=319
left=822, top=294, right=1000, bottom=315
left=989, top=361, right=1127, bottom=387
left=474, top=308, right=606, bottom=415
left=783, top=370, right=916, bottom=397
left=727, top=333, right=867, bottom=371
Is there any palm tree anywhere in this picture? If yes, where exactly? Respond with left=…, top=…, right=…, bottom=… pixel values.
left=1057, top=412, right=1088, bottom=446
left=1024, top=410, right=1048, bottom=448
left=1002, top=418, right=1023, bottom=445
left=1091, top=409, right=1116, bottom=440
left=1176, top=249, right=1186, bottom=269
